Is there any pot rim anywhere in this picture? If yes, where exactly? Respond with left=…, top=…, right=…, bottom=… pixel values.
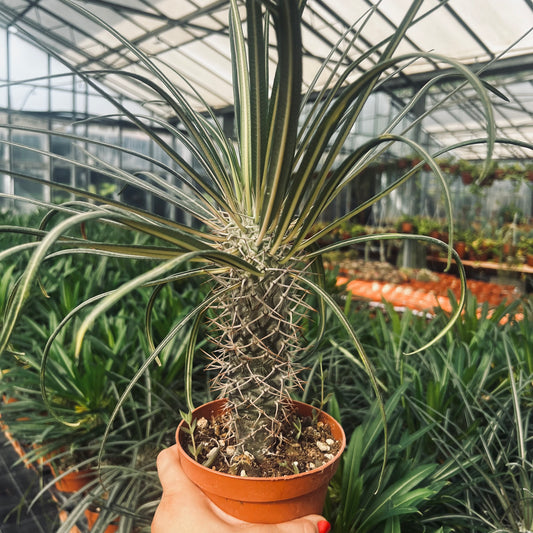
left=176, top=398, right=346, bottom=482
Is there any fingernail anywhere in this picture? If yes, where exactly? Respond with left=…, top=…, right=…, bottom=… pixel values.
left=318, top=520, right=331, bottom=533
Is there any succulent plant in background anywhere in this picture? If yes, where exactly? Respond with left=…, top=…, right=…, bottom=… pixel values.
left=1, top=0, right=507, bottom=481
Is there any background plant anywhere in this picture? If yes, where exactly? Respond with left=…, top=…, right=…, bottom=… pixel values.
left=301, top=290, right=532, bottom=532
left=1, top=210, right=532, bottom=531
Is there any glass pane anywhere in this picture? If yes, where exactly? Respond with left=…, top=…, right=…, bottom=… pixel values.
left=51, top=89, right=74, bottom=112
left=9, top=34, right=48, bottom=81
left=51, top=135, right=72, bottom=157
left=0, top=28, right=6, bottom=80
left=14, top=173, right=45, bottom=203
left=52, top=165, right=73, bottom=203
left=12, top=132, right=46, bottom=171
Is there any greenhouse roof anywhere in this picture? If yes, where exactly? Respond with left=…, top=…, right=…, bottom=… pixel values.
left=0, top=0, right=532, bottom=160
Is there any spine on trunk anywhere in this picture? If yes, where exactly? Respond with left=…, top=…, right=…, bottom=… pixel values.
left=208, top=225, right=307, bottom=473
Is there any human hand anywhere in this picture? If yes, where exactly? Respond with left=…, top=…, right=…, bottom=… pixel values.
left=151, top=445, right=331, bottom=533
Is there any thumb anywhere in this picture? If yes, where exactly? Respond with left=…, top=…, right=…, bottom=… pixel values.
left=260, top=515, right=331, bottom=533
left=297, top=516, right=331, bottom=533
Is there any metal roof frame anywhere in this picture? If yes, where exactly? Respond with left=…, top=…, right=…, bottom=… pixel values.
left=0, top=0, right=532, bottom=160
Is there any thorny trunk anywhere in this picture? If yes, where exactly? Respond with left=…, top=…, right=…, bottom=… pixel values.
left=209, top=267, right=306, bottom=474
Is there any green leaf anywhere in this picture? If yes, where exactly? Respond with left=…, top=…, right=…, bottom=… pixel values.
left=296, top=273, right=388, bottom=489
left=257, top=0, right=302, bottom=240
left=0, top=211, right=111, bottom=357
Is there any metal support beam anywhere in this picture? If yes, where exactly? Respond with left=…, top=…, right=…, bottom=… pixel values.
left=401, top=91, right=427, bottom=269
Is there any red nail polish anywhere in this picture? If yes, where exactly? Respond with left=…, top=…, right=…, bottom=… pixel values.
left=318, top=520, right=331, bottom=533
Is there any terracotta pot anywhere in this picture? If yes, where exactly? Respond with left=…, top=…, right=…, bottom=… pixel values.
left=32, top=443, right=56, bottom=469
left=454, top=241, right=466, bottom=259
left=176, top=399, right=345, bottom=524
left=2, top=430, right=32, bottom=467
left=0, top=395, right=16, bottom=431
left=449, top=164, right=459, bottom=174
left=2, top=394, right=17, bottom=405
left=401, top=222, right=414, bottom=233
left=50, top=465, right=95, bottom=493
left=461, top=171, right=473, bottom=185
left=0, top=394, right=12, bottom=431
left=85, top=508, right=119, bottom=532
left=527, top=254, right=533, bottom=267
left=58, top=510, right=82, bottom=533
left=502, top=243, right=514, bottom=257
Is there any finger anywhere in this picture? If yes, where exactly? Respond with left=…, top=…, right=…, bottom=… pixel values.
left=244, top=515, right=329, bottom=533
left=156, top=444, right=220, bottom=517
left=153, top=446, right=225, bottom=532
left=279, top=515, right=330, bottom=533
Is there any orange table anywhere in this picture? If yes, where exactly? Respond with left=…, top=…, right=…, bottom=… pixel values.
left=337, top=272, right=521, bottom=315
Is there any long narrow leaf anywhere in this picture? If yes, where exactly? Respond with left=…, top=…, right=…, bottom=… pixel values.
left=96, top=284, right=238, bottom=477
left=0, top=210, right=113, bottom=356
left=309, top=233, right=467, bottom=355
left=257, top=0, right=302, bottom=241
left=296, top=273, right=387, bottom=489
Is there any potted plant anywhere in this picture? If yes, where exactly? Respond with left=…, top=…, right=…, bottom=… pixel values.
left=525, top=163, right=533, bottom=182
left=416, top=217, right=443, bottom=240
left=397, top=215, right=418, bottom=234
left=0, top=0, right=507, bottom=525
left=469, top=237, right=490, bottom=261
left=458, top=160, right=476, bottom=185
left=517, top=236, right=533, bottom=266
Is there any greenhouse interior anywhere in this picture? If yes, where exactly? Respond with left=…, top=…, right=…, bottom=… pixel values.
left=0, top=1, right=532, bottom=532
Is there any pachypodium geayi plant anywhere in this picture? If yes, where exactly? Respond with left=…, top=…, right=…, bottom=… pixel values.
left=1, top=0, right=502, bottom=475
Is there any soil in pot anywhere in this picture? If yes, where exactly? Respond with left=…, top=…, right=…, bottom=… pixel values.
left=183, top=403, right=341, bottom=477
left=176, top=399, right=345, bottom=523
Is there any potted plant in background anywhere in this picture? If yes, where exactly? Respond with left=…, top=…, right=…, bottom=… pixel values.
left=517, top=236, right=533, bottom=267
left=0, top=222, right=208, bottom=531
left=458, top=159, right=476, bottom=185
left=0, top=0, right=520, bottom=525
left=453, top=229, right=468, bottom=260
left=397, top=215, right=418, bottom=234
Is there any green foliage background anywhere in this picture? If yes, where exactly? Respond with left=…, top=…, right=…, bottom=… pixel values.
left=1, top=212, right=531, bottom=532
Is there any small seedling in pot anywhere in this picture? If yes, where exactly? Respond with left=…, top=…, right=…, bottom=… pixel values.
left=293, top=417, right=302, bottom=441
left=180, top=410, right=203, bottom=461
left=279, top=461, right=300, bottom=475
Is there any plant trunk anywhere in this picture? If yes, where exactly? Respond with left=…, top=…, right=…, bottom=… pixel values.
left=210, top=269, right=303, bottom=471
